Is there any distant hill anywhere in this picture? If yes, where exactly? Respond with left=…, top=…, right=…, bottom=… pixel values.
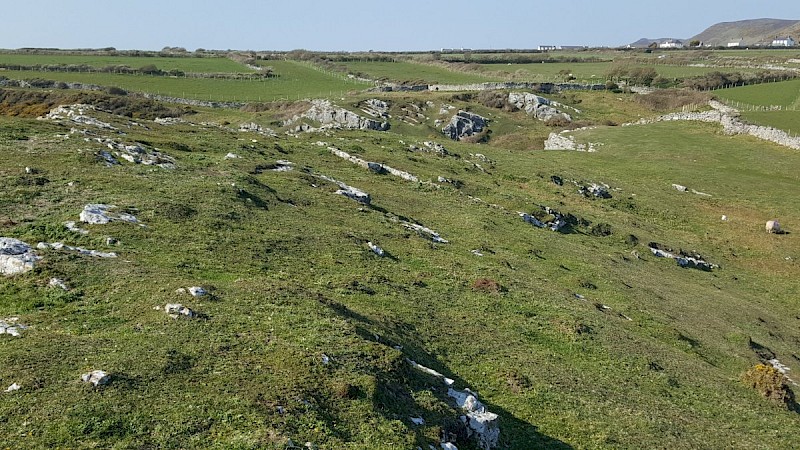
left=690, top=18, right=800, bottom=46
left=628, top=37, right=684, bottom=48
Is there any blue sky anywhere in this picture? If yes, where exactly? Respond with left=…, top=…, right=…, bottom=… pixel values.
left=2, top=1, right=799, bottom=51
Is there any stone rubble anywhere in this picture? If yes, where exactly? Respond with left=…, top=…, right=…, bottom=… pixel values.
left=37, top=242, right=118, bottom=258
left=81, top=370, right=111, bottom=387
left=239, top=122, right=278, bottom=137
left=544, top=132, right=602, bottom=152
left=442, top=111, right=488, bottom=141
left=79, top=204, right=139, bottom=225
left=317, top=174, right=372, bottom=205
left=0, top=238, right=40, bottom=276
left=360, top=99, right=390, bottom=118
left=448, top=387, right=501, bottom=450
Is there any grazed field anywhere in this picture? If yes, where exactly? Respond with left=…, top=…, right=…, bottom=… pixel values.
left=0, top=54, right=255, bottom=73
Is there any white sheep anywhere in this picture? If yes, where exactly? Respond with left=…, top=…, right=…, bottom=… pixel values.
left=766, top=220, right=781, bottom=234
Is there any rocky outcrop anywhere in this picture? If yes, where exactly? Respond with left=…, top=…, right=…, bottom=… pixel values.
left=0, top=317, right=27, bottom=337
left=519, top=206, right=567, bottom=232
left=36, top=242, right=117, bottom=258
left=90, top=138, right=176, bottom=169
left=0, top=238, right=40, bottom=276
left=285, top=99, right=389, bottom=131
left=80, top=204, right=139, bottom=225
left=239, top=122, right=277, bottom=137
left=443, top=111, right=488, bottom=141
left=316, top=174, right=371, bottom=205
left=508, top=92, right=571, bottom=122
left=648, top=242, right=718, bottom=271
left=40, top=104, right=116, bottom=130
left=329, top=146, right=419, bottom=183
left=81, top=370, right=111, bottom=387
left=165, top=303, right=196, bottom=319
left=360, top=99, right=390, bottom=118
left=402, top=222, right=449, bottom=243
left=544, top=132, right=602, bottom=152
left=448, top=388, right=501, bottom=450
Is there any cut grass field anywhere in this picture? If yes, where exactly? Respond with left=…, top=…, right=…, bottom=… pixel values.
left=1, top=82, right=799, bottom=449
left=341, top=61, right=503, bottom=84
left=714, top=78, right=800, bottom=106
left=0, top=53, right=255, bottom=73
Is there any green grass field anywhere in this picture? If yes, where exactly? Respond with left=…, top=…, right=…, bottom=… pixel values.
left=714, top=78, right=800, bottom=106
left=0, top=53, right=255, bottom=73
left=1, top=51, right=800, bottom=449
left=341, top=61, right=503, bottom=84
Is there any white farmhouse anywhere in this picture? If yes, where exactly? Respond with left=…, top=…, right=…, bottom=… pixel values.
left=771, top=36, right=796, bottom=47
left=659, top=39, right=684, bottom=49
left=727, top=39, right=745, bottom=48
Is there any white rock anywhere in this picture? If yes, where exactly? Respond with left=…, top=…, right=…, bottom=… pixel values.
left=81, top=370, right=111, bottom=386
left=368, top=242, right=385, bottom=257
left=188, top=286, right=207, bottom=297
left=721, top=215, right=728, bottom=221
left=64, top=221, right=89, bottom=235
left=4, top=383, right=21, bottom=392
left=225, top=153, right=241, bottom=159
left=407, top=359, right=454, bottom=385
left=1, top=238, right=40, bottom=276
left=672, top=184, right=688, bottom=192
left=410, top=417, right=425, bottom=425
left=321, top=354, right=331, bottom=365
left=79, top=204, right=138, bottom=225
left=0, top=317, right=27, bottom=337
left=441, top=443, right=458, bottom=450
left=49, top=278, right=69, bottom=291
left=165, top=303, right=195, bottom=319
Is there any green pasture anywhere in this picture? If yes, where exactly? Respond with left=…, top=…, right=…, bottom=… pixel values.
left=0, top=53, right=254, bottom=73
left=2, top=65, right=370, bottom=102
left=341, top=60, right=503, bottom=84
left=714, top=78, right=800, bottom=106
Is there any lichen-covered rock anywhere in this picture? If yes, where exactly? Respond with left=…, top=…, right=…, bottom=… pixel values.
left=0, top=238, right=40, bottom=276
left=1, top=317, right=27, bottom=337
left=442, top=111, right=488, bottom=141
left=81, top=370, right=111, bottom=386
left=165, top=303, right=195, bottom=319
left=285, top=99, right=389, bottom=131
left=508, top=92, right=572, bottom=122
left=79, top=204, right=139, bottom=225
left=40, top=104, right=116, bottom=130
left=448, top=388, right=500, bottom=449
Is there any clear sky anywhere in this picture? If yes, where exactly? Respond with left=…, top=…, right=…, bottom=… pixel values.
left=2, top=1, right=799, bottom=51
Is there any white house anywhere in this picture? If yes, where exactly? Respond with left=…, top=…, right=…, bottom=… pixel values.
left=538, top=45, right=558, bottom=51
left=772, top=36, right=796, bottom=47
left=727, top=39, right=745, bottom=48
left=659, top=39, right=684, bottom=49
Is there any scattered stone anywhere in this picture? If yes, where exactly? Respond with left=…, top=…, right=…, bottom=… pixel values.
left=574, top=293, right=586, bottom=300
left=410, top=417, right=425, bottom=426
left=4, top=383, right=20, bottom=393
left=577, top=182, right=612, bottom=199
left=165, top=303, right=195, bottom=319
left=402, top=223, right=449, bottom=244
left=471, top=249, right=484, bottom=257
left=550, top=175, right=564, bottom=186
left=81, top=370, right=111, bottom=387
left=336, top=185, right=372, bottom=205
left=49, top=278, right=69, bottom=291
left=37, top=242, right=117, bottom=258
left=90, top=138, right=176, bottom=169
left=361, top=99, right=390, bottom=118
left=79, top=204, right=139, bottom=225
left=329, top=146, right=419, bottom=183
left=410, top=141, right=449, bottom=156
left=321, top=354, right=331, bottom=365
left=96, top=150, right=120, bottom=167
left=442, top=111, right=488, bottom=141
left=407, top=359, right=455, bottom=386
left=154, top=117, right=185, bottom=126
left=188, top=286, right=207, bottom=297
left=441, top=443, right=458, bottom=450
left=0, top=317, right=27, bottom=337
left=544, top=132, right=601, bottom=152
left=766, top=220, right=781, bottom=234
left=106, top=237, right=119, bottom=246
left=368, top=242, right=385, bottom=257
left=0, top=238, right=40, bottom=276
left=721, top=215, right=728, bottom=221
left=239, top=122, right=277, bottom=137
left=64, top=221, right=89, bottom=235
left=648, top=242, right=718, bottom=271
left=672, top=184, right=688, bottom=192
left=225, top=153, right=241, bottom=159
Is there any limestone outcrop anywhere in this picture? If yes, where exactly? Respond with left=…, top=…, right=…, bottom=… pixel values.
left=442, top=111, right=488, bottom=141
left=285, top=99, right=389, bottom=131
left=0, top=238, right=40, bottom=276
left=508, top=92, right=572, bottom=122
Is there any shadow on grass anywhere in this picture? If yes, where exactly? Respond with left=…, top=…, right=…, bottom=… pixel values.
left=319, top=297, right=573, bottom=449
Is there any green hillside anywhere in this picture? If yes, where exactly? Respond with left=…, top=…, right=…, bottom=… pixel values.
left=1, top=52, right=799, bottom=449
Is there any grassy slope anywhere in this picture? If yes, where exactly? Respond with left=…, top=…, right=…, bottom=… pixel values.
left=341, top=61, right=503, bottom=84
left=0, top=54, right=254, bottom=73
left=0, top=71, right=799, bottom=448
left=714, top=79, right=800, bottom=131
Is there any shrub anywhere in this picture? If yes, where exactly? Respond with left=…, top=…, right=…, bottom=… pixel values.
left=742, top=364, right=795, bottom=408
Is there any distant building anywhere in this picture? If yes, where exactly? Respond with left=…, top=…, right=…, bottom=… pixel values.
left=772, top=36, right=796, bottom=47
left=727, top=39, right=745, bottom=48
left=659, top=39, right=684, bottom=49
left=560, top=46, right=588, bottom=50
left=538, top=45, right=558, bottom=51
